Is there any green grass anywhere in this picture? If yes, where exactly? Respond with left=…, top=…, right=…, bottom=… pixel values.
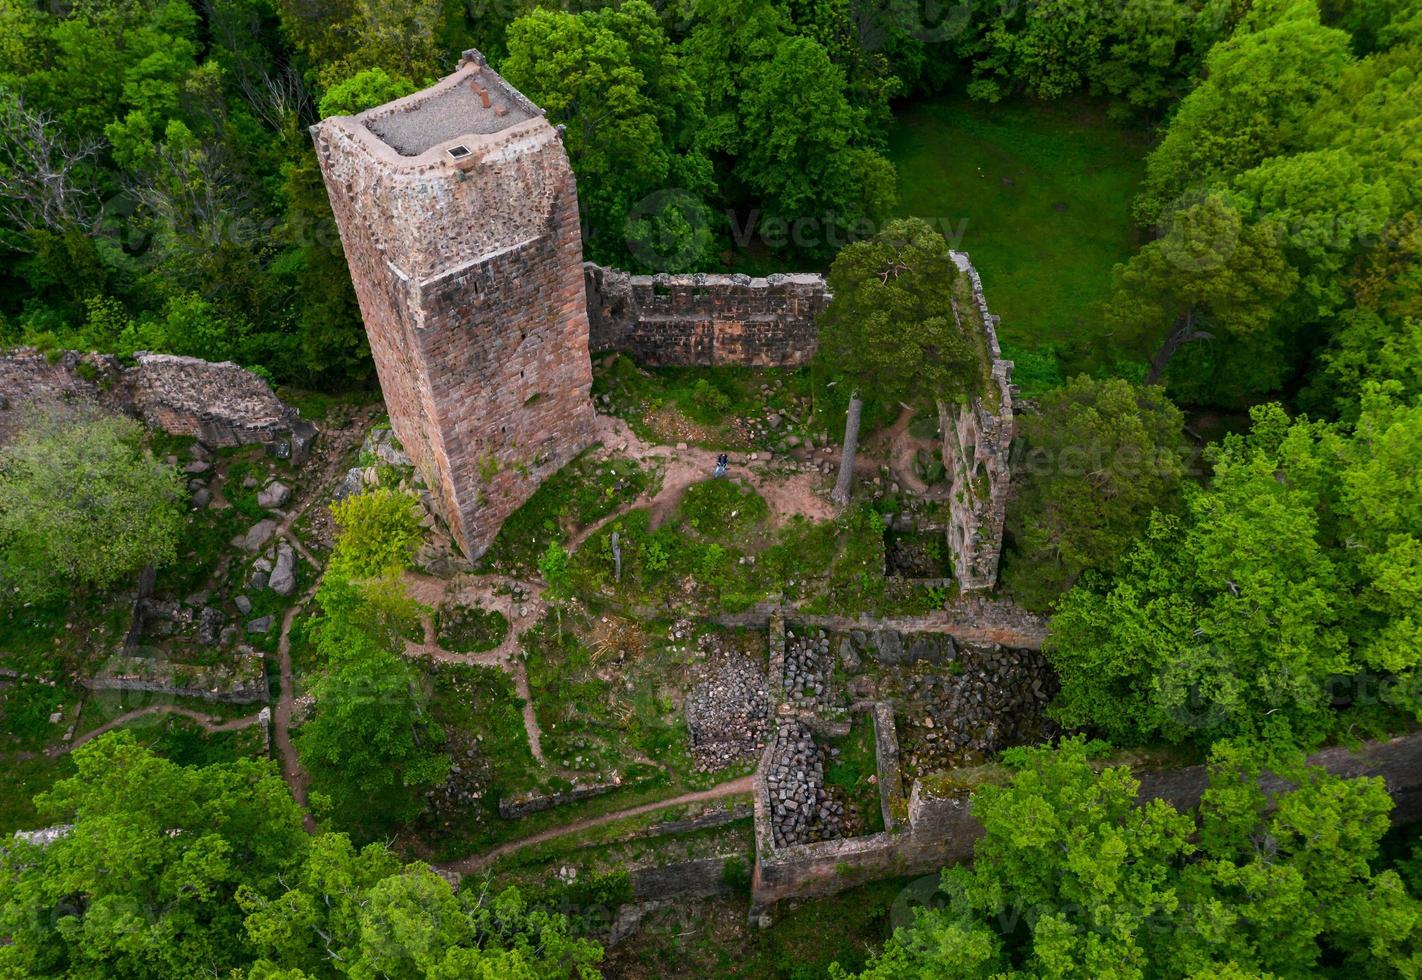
left=434, top=603, right=509, bottom=653
left=676, top=479, right=770, bottom=540
left=479, top=449, right=658, bottom=577
left=827, top=712, right=886, bottom=836
left=0, top=753, right=75, bottom=835
left=887, top=92, right=1148, bottom=375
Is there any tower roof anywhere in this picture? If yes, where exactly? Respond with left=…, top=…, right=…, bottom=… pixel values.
left=317, top=50, right=545, bottom=166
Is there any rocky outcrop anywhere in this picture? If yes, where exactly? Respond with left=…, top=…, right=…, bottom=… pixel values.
left=0, top=347, right=316, bottom=461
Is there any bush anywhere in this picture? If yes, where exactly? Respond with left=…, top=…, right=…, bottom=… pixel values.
left=0, top=403, right=184, bottom=603
left=328, top=488, right=423, bottom=579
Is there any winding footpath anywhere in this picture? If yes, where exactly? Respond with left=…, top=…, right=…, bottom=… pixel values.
left=438, top=774, right=756, bottom=875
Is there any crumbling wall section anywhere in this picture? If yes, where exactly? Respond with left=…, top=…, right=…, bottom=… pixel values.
left=585, top=264, right=828, bottom=368
left=939, top=253, right=1014, bottom=591
left=0, top=348, right=313, bottom=457
left=751, top=730, right=1422, bottom=918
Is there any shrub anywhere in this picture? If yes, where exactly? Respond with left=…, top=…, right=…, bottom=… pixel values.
left=0, top=403, right=184, bottom=603
left=328, top=488, right=423, bottom=579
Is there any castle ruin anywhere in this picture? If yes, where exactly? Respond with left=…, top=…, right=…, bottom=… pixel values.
left=312, top=51, right=1013, bottom=587
left=311, top=51, right=597, bottom=557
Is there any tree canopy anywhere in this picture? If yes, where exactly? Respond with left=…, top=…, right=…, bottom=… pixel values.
left=847, top=737, right=1422, bottom=979
left=1004, top=376, right=1188, bottom=611
left=0, top=733, right=602, bottom=979
left=1046, top=387, right=1422, bottom=748
left=818, top=217, right=988, bottom=407
left=0, top=402, right=184, bottom=603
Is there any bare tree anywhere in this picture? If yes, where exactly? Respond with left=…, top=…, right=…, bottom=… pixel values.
left=0, top=91, right=105, bottom=242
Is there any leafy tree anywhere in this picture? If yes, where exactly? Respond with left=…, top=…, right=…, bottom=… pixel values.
left=817, top=217, right=988, bottom=504
left=240, top=835, right=604, bottom=978
left=538, top=538, right=571, bottom=635
left=275, top=0, right=446, bottom=89
left=301, top=489, right=444, bottom=831
left=846, top=737, right=1422, bottom=979
left=0, top=403, right=184, bottom=603
left=297, top=629, right=449, bottom=830
left=1043, top=394, right=1422, bottom=748
left=1334, top=383, right=1422, bottom=708
left=1304, top=308, right=1422, bottom=420
left=502, top=1, right=715, bottom=269
left=0, top=730, right=308, bottom=978
left=1103, top=193, right=1297, bottom=387
left=1005, top=376, right=1188, bottom=610
left=1229, top=147, right=1393, bottom=316
left=0, top=735, right=604, bottom=978
left=733, top=34, right=896, bottom=255
left=1134, top=1, right=1353, bottom=225
left=318, top=67, right=417, bottom=118
left=327, top=487, right=423, bottom=580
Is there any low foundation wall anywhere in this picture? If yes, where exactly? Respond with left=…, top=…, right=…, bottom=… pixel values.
left=82, top=650, right=268, bottom=704
left=0, top=348, right=315, bottom=460
left=585, top=264, right=828, bottom=368
left=498, top=778, right=628, bottom=819
left=750, top=729, right=1422, bottom=918
left=707, top=604, right=1049, bottom=652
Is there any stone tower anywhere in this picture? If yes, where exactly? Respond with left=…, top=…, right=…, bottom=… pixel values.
left=311, top=50, right=596, bottom=557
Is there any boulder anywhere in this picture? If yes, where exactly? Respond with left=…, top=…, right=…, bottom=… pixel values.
left=246, top=615, right=274, bottom=635
left=332, top=467, right=363, bottom=501
left=268, top=542, right=297, bottom=596
left=197, top=607, right=224, bottom=645
left=234, top=519, right=278, bottom=552
left=258, top=481, right=291, bottom=509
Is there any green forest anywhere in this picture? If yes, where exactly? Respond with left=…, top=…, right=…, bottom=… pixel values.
left=4, top=0, right=1422, bottom=976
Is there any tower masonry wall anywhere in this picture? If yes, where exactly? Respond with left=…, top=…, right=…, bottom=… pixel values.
left=311, top=51, right=595, bottom=557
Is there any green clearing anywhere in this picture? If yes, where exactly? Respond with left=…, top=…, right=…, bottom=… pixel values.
left=887, top=93, right=1149, bottom=375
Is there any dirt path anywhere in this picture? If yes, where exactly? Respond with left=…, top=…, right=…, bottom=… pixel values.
left=274, top=587, right=318, bottom=833
left=880, top=405, right=950, bottom=500
left=589, top=415, right=836, bottom=533
left=265, top=407, right=380, bottom=834
left=438, top=774, right=756, bottom=875
left=55, top=704, right=265, bottom=754
left=401, top=571, right=551, bottom=766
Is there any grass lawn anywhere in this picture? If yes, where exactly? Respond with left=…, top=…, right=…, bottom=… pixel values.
left=887, top=92, right=1149, bottom=375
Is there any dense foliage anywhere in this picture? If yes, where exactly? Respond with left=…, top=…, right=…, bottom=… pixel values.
left=0, top=733, right=601, bottom=978
left=298, top=488, right=449, bottom=831
left=848, top=737, right=1422, bottom=979
left=818, top=216, right=989, bottom=408
left=0, top=402, right=184, bottom=603
left=1004, top=376, right=1188, bottom=611
left=1047, top=385, right=1422, bottom=749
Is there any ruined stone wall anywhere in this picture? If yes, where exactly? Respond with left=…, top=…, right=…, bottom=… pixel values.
left=0, top=348, right=312, bottom=458
left=939, top=254, right=1014, bottom=591
left=751, top=729, right=1422, bottom=916
left=312, top=52, right=596, bottom=557
left=584, top=265, right=828, bottom=368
